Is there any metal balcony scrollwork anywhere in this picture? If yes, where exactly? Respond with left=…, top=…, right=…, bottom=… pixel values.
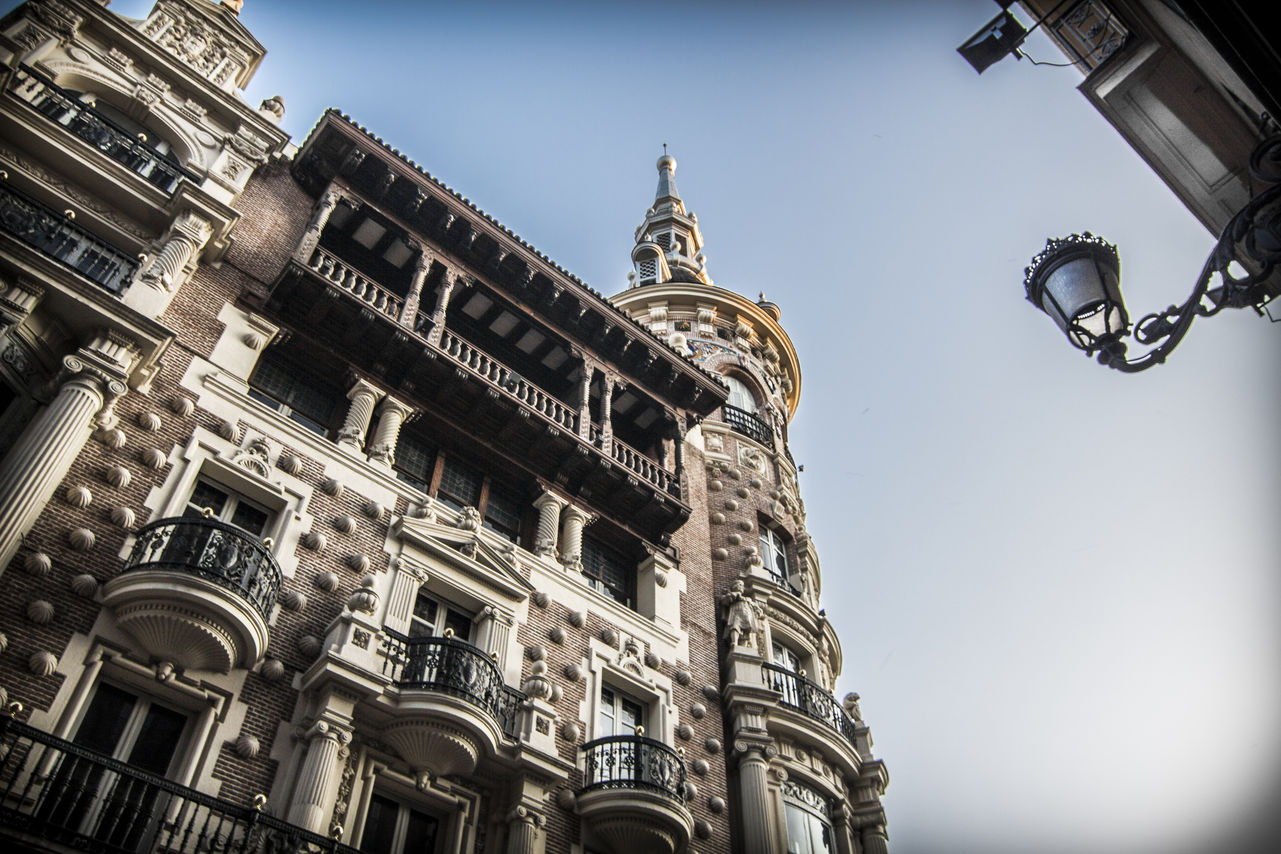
left=10, top=66, right=196, bottom=195
left=761, top=663, right=859, bottom=748
left=0, top=182, right=139, bottom=294
left=124, top=516, right=282, bottom=619
left=381, top=630, right=519, bottom=729
left=580, top=735, right=688, bottom=801
left=0, top=716, right=359, bottom=854
left=723, top=403, right=773, bottom=448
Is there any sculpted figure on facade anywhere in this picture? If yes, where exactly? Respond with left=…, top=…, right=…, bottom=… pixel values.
left=720, top=577, right=763, bottom=650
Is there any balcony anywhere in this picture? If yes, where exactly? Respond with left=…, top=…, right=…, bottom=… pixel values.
left=723, top=403, right=773, bottom=448
left=0, top=715, right=358, bottom=854
left=377, top=631, right=525, bottom=776
left=0, top=181, right=139, bottom=294
left=9, top=66, right=195, bottom=195
left=101, top=517, right=281, bottom=673
left=761, top=663, right=858, bottom=748
left=577, top=736, right=692, bottom=854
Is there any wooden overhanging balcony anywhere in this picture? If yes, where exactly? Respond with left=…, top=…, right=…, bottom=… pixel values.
left=0, top=714, right=358, bottom=854
left=268, top=241, right=690, bottom=539
left=101, top=516, right=281, bottom=673
left=0, top=180, right=139, bottom=294
left=9, top=65, right=196, bottom=196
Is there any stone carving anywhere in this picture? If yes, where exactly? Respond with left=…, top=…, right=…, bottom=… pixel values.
left=333, top=516, right=356, bottom=535
left=548, top=626, right=565, bottom=644
left=105, top=465, right=132, bottom=489
left=719, top=578, right=762, bottom=649
left=70, top=574, right=98, bottom=597
left=567, top=610, right=585, bottom=628
left=280, top=590, right=307, bottom=612
left=170, top=396, right=194, bottom=417
left=521, top=661, right=553, bottom=701
left=704, top=737, right=721, bottom=753
left=674, top=667, right=691, bottom=686
left=677, top=724, right=693, bottom=740
left=143, top=4, right=248, bottom=86
left=297, top=634, right=321, bottom=658
left=236, top=733, right=260, bottom=758
left=67, top=528, right=95, bottom=551
left=347, top=576, right=378, bottom=614
left=29, top=650, right=58, bottom=676
left=362, top=500, right=384, bottom=521
left=260, top=658, right=285, bottom=681
left=137, top=411, right=161, bottom=432
left=111, top=506, right=136, bottom=529
left=24, top=551, right=52, bottom=577
left=231, top=435, right=273, bottom=478
left=559, top=721, right=580, bottom=741
left=64, top=485, right=91, bottom=507
left=689, top=703, right=706, bottom=719
left=314, top=571, right=338, bottom=591
left=216, top=418, right=239, bottom=442
left=321, top=477, right=343, bottom=497
left=141, top=448, right=166, bottom=469
left=27, top=600, right=55, bottom=623
left=843, top=692, right=863, bottom=722
left=277, top=453, right=302, bottom=475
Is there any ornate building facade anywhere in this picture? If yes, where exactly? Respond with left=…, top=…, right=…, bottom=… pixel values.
left=0, top=2, right=888, bottom=853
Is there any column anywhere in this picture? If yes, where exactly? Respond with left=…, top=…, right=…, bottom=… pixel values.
left=559, top=504, right=591, bottom=571
left=336, top=378, right=384, bottom=454
left=0, top=353, right=125, bottom=573
left=424, top=271, right=459, bottom=346
left=504, top=805, right=545, bottom=854
left=366, top=395, right=414, bottom=467
left=138, top=212, right=213, bottom=290
left=861, top=826, right=890, bottom=854
left=399, top=244, right=434, bottom=326
left=531, top=490, right=567, bottom=558
left=599, top=372, right=618, bottom=454
left=295, top=187, right=344, bottom=263
left=0, top=277, right=43, bottom=334
left=734, top=741, right=777, bottom=854
left=572, top=358, right=594, bottom=441
left=286, top=719, right=352, bottom=832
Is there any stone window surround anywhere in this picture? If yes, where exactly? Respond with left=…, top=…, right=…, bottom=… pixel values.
left=764, top=762, right=854, bottom=854
left=581, top=637, right=676, bottom=746
left=342, top=752, right=482, bottom=853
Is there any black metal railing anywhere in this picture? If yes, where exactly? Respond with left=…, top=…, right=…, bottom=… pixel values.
left=0, top=181, right=139, bottom=294
left=765, top=565, right=804, bottom=598
left=123, top=517, right=282, bottom=620
left=580, top=736, right=687, bottom=801
left=723, top=404, right=773, bottom=448
left=761, top=663, right=858, bottom=747
left=0, top=715, right=358, bottom=854
left=381, top=631, right=522, bottom=737
left=10, top=66, right=195, bottom=194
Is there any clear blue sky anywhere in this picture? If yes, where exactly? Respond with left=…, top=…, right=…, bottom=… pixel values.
left=46, top=1, right=1281, bottom=852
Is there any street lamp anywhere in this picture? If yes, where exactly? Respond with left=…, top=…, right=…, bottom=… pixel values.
left=1023, top=136, right=1281, bottom=372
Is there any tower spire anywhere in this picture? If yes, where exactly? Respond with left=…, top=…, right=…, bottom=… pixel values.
left=629, top=151, right=709, bottom=287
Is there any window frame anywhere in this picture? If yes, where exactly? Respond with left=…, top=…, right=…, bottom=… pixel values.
left=358, top=790, right=443, bottom=854
left=759, top=523, right=796, bottom=593
left=782, top=779, right=837, bottom=854
left=598, top=684, right=648, bottom=738
left=246, top=345, right=343, bottom=437
left=408, top=589, right=474, bottom=642
left=581, top=534, right=636, bottom=609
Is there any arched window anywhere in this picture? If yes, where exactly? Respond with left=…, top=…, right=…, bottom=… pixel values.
left=782, top=779, right=836, bottom=854
left=724, top=375, right=757, bottom=413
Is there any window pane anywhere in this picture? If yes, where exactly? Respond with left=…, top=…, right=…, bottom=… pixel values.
left=405, top=808, right=440, bottom=853
left=230, top=501, right=269, bottom=536
left=127, top=703, right=186, bottom=775
left=410, top=595, right=439, bottom=638
left=437, top=457, right=482, bottom=510
left=74, top=684, right=136, bottom=754
left=443, top=608, right=472, bottom=640
left=786, top=804, right=814, bottom=854
left=395, top=433, right=435, bottom=490
left=360, top=794, right=399, bottom=854
left=186, top=481, right=228, bottom=518
left=482, top=486, right=522, bottom=541
left=581, top=537, right=633, bottom=607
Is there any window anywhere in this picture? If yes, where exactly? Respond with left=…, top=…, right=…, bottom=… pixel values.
left=481, top=483, right=523, bottom=542
left=760, top=524, right=796, bottom=594
left=582, top=535, right=635, bottom=609
left=393, top=432, right=435, bottom=492
left=248, top=347, right=341, bottom=436
left=38, top=683, right=188, bottom=850
left=771, top=640, right=804, bottom=708
left=360, top=792, right=441, bottom=854
left=724, top=375, right=757, bottom=413
left=598, top=685, right=646, bottom=737
left=183, top=478, right=271, bottom=536
left=436, top=455, right=482, bottom=513
left=409, top=591, right=473, bottom=641
left=783, top=780, right=835, bottom=854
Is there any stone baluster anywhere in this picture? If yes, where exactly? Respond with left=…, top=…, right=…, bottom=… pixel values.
left=295, top=187, right=344, bottom=262
left=424, top=271, right=460, bottom=345
left=0, top=351, right=127, bottom=572
left=559, top=504, right=592, bottom=572
left=367, top=395, right=414, bottom=467
left=504, top=805, right=546, bottom=854
left=336, top=378, right=384, bottom=454
left=286, top=719, right=352, bottom=832
left=399, top=244, right=434, bottom=326
left=532, top=490, right=567, bottom=558
left=733, top=740, right=778, bottom=854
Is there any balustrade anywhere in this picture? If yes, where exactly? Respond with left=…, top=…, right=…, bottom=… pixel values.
left=723, top=403, right=773, bottom=448
left=761, top=663, right=859, bottom=747
left=0, top=182, right=138, bottom=294
left=10, top=66, right=194, bottom=194
left=580, top=735, right=688, bottom=801
left=307, top=246, right=403, bottom=319
left=0, top=716, right=357, bottom=854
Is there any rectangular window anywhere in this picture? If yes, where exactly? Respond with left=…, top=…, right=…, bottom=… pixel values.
left=598, top=686, right=646, bottom=737
left=581, top=536, right=635, bottom=609
left=360, top=792, right=441, bottom=854
left=409, top=591, right=473, bottom=641
left=436, top=455, right=482, bottom=512
left=760, top=525, right=798, bottom=594
left=183, top=478, right=271, bottom=536
left=248, top=350, right=339, bottom=436
left=394, top=432, right=436, bottom=492
left=481, top=484, right=522, bottom=542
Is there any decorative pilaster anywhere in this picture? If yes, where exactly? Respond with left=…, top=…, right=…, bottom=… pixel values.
left=504, top=805, right=546, bottom=854
left=0, top=352, right=126, bottom=572
left=531, top=490, right=567, bottom=558
left=295, top=187, right=344, bottom=263
left=733, top=740, right=778, bottom=854
left=336, top=378, right=384, bottom=454
left=399, top=244, right=434, bottom=325
left=475, top=605, right=513, bottom=673
left=559, top=504, right=592, bottom=572
left=367, top=395, right=414, bottom=467
left=286, top=719, right=352, bottom=832
left=424, top=271, right=459, bottom=346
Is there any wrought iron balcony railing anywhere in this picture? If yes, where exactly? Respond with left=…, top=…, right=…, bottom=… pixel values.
left=580, top=735, right=688, bottom=801
left=761, top=663, right=858, bottom=747
left=123, top=516, right=283, bottom=620
left=381, top=630, right=524, bottom=739
left=10, top=66, right=196, bottom=194
left=0, top=714, right=357, bottom=854
left=0, top=181, right=139, bottom=294
left=723, top=403, right=773, bottom=448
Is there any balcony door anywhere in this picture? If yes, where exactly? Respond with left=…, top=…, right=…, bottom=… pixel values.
left=37, top=683, right=187, bottom=851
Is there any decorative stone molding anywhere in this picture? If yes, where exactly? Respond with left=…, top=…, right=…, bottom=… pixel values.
left=346, top=576, right=378, bottom=614
left=302, top=531, right=327, bottom=552
left=170, top=396, right=195, bottom=417
left=236, top=733, right=261, bottom=758
left=677, top=724, right=693, bottom=740
left=549, top=626, right=565, bottom=644
left=362, top=500, right=384, bottom=521
left=314, top=571, right=338, bottom=591
left=333, top=516, right=356, bottom=535
left=531, top=591, right=550, bottom=608
left=280, top=590, right=307, bottom=612
left=567, top=610, right=585, bottom=628
left=137, top=412, right=162, bottom=432
left=261, top=658, right=285, bottom=681
left=689, top=703, right=706, bottom=719
left=320, top=477, right=343, bottom=497
left=563, top=663, right=582, bottom=682
left=277, top=453, right=302, bottom=475
left=345, top=553, right=369, bottom=573
left=297, top=634, right=322, bottom=658
left=674, top=667, right=691, bottom=686
left=141, top=448, right=167, bottom=469
left=64, top=485, right=92, bottom=507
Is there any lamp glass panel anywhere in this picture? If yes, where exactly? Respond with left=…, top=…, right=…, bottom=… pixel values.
left=1041, top=256, right=1110, bottom=331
